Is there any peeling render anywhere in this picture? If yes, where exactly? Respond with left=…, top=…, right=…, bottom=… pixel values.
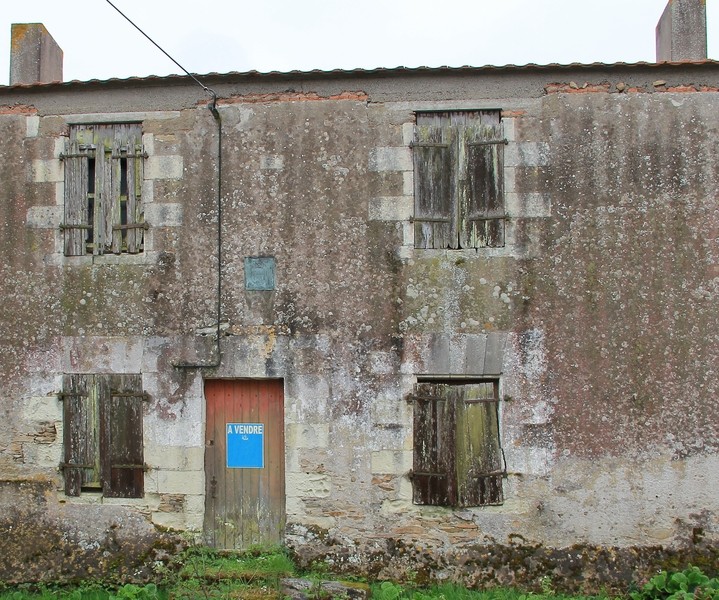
left=0, top=62, right=718, bottom=589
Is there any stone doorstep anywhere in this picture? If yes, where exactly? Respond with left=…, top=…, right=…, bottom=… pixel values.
left=281, top=577, right=370, bottom=600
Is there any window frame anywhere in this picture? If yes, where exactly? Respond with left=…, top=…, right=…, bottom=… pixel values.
left=412, top=110, right=506, bottom=250
left=62, top=123, right=147, bottom=256
left=60, top=373, right=147, bottom=499
left=410, top=379, right=505, bottom=508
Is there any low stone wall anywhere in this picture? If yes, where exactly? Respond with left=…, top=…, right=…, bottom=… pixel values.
left=286, top=524, right=719, bottom=594
left=0, top=478, right=183, bottom=584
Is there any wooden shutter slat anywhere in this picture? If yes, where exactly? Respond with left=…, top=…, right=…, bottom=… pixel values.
left=63, top=139, right=88, bottom=256
left=111, top=133, right=123, bottom=254
left=101, top=127, right=115, bottom=254
left=126, top=128, right=144, bottom=254
left=90, top=128, right=104, bottom=254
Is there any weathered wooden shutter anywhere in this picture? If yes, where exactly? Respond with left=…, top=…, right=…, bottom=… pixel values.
left=413, top=113, right=455, bottom=249
left=109, top=124, right=144, bottom=254
left=414, top=111, right=505, bottom=250
left=64, top=124, right=144, bottom=256
left=412, top=381, right=504, bottom=507
left=62, top=374, right=101, bottom=495
left=101, top=374, right=145, bottom=498
left=455, top=382, right=504, bottom=506
left=411, top=383, right=456, bottom=505
left=123, top=125, right=145, bottom=254
left=89, top=125, right=111, bottom=254
left=464, top=111, right=505, bottom=248
left=62, top=134, right=90, bottom=256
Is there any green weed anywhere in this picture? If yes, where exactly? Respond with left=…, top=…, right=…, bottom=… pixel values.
left=630, top=566, right=719, bottom=600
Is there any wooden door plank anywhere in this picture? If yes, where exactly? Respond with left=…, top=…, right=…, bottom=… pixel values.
left=203, top=379, right=218, bottom=547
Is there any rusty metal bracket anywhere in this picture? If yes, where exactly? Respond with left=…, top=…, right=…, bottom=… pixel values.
left=409, top=217, right=451, bottom=224
left=109, top=391, right=151, bottom=401
left=110, top=463, right=150, bottom=472
left=408, top=470, right=449, bottom=480
left=111, top=223, right=150, bottom=232
left=110, top=151, right=148, bottom=159
left=467, top=139, right=508, bottom=146
left=59, top=224, right=93, bottom=231
left=406, top=394, right=448, bottom=403
left=409, top=142, right=450, bottom=148
left=56, top=392, right=88, bottom=400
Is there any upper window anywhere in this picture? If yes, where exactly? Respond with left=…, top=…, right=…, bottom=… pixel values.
left=410, top=380, right=504, bottom=507
left=62, top=124, right=146, bottom=256
left=413, top=110, right=505, bottom=249
left=60, top=373, right=146, bottom=498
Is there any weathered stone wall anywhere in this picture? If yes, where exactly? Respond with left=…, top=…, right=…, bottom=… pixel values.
left=0, top=65, right=718, bottom=588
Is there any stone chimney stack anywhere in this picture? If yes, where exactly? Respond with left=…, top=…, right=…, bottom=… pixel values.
left=656, top=0, right=708, bottom=62
left=10, top=23, right=63, bottom=85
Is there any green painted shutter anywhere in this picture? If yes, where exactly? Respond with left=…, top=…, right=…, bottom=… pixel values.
left=455, top=382, right=504, bottom=506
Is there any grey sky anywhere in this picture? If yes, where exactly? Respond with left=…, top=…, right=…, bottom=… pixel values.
left=1, top=0, right=717, bottom=86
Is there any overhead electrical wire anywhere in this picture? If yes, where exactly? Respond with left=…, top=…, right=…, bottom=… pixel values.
left=104, top=0, right=218, bottom=107
left=103, top=0, right=223, bottom=369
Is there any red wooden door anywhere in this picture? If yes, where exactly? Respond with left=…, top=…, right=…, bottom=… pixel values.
left=204, top=379, right=285, bottom=548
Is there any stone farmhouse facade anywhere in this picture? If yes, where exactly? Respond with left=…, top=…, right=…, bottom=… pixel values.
left=0, top=2, right=717, bottom=590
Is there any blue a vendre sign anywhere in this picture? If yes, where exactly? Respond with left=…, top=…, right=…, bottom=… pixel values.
left=226, top=423, right=265, bottom=468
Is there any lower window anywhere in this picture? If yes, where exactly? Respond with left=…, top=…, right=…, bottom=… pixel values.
left=60, top=374, right=146, bottom=498
left=410, top=380, right=504, bottom=507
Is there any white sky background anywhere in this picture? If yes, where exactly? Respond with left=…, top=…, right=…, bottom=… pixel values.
left=1, top=0, right=718, bottom=86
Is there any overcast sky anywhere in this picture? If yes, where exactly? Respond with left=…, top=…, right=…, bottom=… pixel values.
left=1, top=0, right=718, bottom=86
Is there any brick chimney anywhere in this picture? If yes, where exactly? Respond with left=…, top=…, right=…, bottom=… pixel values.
left=656, top=0, right=708, bottom=62
left=10, top=23, right=63, bottom=85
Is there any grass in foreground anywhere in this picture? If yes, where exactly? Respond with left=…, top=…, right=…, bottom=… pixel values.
left=1, top=551, right=717, bottom=600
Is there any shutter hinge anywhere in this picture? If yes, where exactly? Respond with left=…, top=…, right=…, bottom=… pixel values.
left=59, top=224, right=93, bottom=231
left=408, top=217, right=451, bottom=224
left=109, top=391, right=151, bottom=402
left=406, top=394, right=447, bottom=403
left=467, top=138, right=508, bottom=146
left=409, top=471, right=449, bottom=479
left=409, top=142, right=450, bottom=148
left=111, top=151, right=148, bottom=159
left=57, top=392, right=88, bottom=400
left=59, top=146, right=95, bottom=160
left=466, top=216, right=507, bottom=223
left=463, top=397, right=500, bottom=405
left=112, top=223, right=150, bottom=232
left=110, top=463, right=150, bottom=472
left=59, top=462, right=94, bottom=469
